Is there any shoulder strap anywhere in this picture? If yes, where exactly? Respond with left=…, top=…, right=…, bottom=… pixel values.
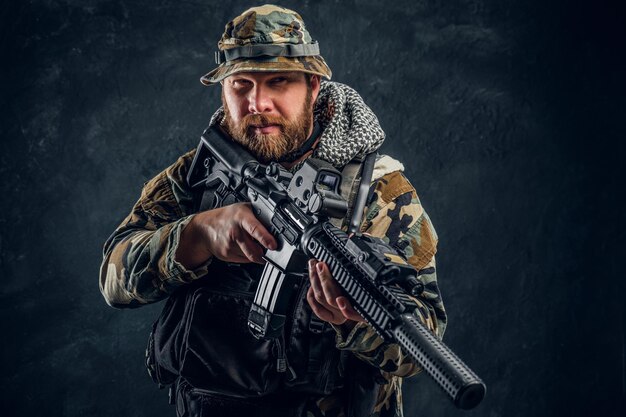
left=330, top=152, right=377, bottom=232
left=346, top=152, right=377, bottom=234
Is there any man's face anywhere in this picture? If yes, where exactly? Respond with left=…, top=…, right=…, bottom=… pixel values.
left=221, top=71, right=321, bottom=163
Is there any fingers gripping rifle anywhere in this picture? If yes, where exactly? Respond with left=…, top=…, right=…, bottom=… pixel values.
left=187, top=126, right=486, bottom=410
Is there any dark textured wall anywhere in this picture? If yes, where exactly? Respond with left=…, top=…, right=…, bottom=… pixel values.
left=1, top=0, right=624, bottom=416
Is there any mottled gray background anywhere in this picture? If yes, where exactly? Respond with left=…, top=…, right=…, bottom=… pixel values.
left=1, top=0, right=624, bottom=416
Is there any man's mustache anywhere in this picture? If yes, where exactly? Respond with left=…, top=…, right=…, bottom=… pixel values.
left=241, top=114, right=285, bottom=130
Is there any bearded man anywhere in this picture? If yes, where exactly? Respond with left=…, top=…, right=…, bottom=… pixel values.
left=100, top=5, right=446, bottom=417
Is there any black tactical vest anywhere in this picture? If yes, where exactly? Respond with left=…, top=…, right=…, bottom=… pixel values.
left=145, top=151, right=381, bottom=416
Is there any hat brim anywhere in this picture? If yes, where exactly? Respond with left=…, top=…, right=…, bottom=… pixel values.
left=200, top=55, right=332, bottom=85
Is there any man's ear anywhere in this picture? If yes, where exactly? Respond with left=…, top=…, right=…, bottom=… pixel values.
left=310, top=74, right=321, bottom=103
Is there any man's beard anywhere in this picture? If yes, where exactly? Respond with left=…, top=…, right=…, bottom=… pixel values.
left=221, top=90, right=313, bottom=164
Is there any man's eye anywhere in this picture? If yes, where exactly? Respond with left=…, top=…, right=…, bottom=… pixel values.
left=232, top=79, right=252, bottom=87
left=270, top=77, right=287, bottom=84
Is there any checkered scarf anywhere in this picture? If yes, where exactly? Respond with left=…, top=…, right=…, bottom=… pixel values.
left=209, top=81, right=386, bottom=168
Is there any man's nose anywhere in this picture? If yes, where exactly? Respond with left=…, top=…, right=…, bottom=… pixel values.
left=248, top=84, right=274, bottom=114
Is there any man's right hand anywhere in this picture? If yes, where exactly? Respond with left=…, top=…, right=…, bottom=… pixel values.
left=175, top=203, right=277, bottom=269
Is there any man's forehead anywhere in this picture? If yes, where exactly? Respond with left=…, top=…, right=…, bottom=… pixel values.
left=225, top=71, right=308, bottom=81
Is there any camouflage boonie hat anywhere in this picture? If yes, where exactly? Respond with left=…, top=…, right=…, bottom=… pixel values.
left=200, top=4, right=332, bottom=85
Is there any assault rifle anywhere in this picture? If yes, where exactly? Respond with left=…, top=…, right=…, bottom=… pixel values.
left=187, top=126, right=486, bottom=410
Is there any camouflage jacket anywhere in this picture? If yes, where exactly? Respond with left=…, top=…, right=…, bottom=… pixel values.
left=100, top=150, right=446, bottom=417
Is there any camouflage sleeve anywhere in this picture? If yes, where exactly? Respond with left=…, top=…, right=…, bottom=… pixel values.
left=332, top=170, right=447, bottom=379
left=99, top=149, right=207, bottom=308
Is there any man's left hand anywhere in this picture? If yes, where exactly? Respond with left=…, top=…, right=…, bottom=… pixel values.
left=306, top=259, right=365, bottom=325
